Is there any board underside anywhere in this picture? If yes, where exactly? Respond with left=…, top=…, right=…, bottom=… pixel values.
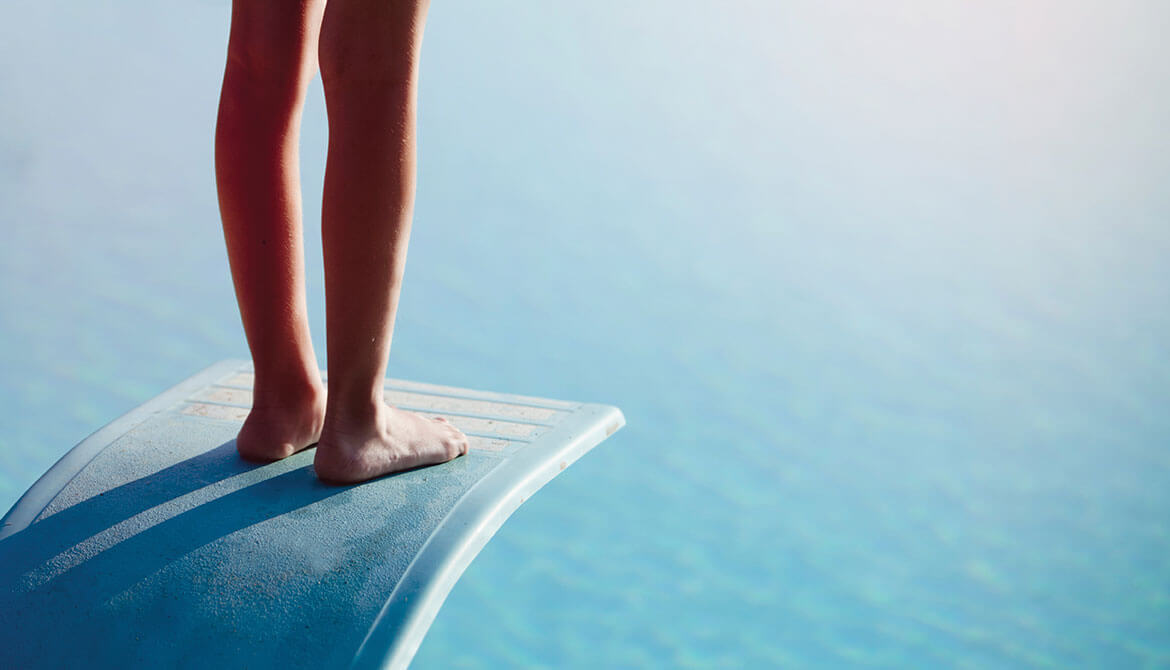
left=0, top=360, right=624, bottom=669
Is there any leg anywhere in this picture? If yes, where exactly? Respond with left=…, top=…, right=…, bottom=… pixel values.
left=216, top=0, right=328, bottom=461
left=313, top=0, right=467, bottom=483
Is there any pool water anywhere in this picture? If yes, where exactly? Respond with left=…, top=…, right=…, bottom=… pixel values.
left=2, top=0, right=1168, bottom=667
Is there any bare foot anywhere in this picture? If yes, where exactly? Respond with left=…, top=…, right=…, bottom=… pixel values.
left=237, top=390, right=326, bottom=462
left=314, top=403, right=469, bottom=484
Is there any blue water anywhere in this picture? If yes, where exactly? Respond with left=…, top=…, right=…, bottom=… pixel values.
left=2, top=0, right=1168, bottom=666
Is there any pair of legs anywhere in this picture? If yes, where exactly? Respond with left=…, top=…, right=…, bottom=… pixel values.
left=215, top=0, right=467, bottom=483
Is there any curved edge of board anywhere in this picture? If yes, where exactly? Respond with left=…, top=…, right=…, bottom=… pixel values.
left=0, top=360, right=247, bottom=542
left=2, top=360, right=626, bottom=670
left=349, top=402, right=626, bottom=670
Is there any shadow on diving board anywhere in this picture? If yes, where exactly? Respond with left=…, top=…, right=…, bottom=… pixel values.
left=0, top=360, right=625, bottom=669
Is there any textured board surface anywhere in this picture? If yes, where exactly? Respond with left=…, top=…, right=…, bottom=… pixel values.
left=0, top=361, right=624, bottom=669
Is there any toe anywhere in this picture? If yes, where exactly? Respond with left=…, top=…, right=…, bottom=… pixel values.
left=438, top=427, right=466, bottom=459
left=449, top=427, right=469, bottom=456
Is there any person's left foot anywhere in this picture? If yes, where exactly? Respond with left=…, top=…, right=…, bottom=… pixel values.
left=236, top=387, right=327, bottom=462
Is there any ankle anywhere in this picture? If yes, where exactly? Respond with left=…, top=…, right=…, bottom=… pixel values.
left=323, top=390, right=385, bottom=429
left=252, top=373, right=325, bottom=413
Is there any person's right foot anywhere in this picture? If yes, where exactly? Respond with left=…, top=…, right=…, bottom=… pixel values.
left=313, top=402, right=469, bottom=484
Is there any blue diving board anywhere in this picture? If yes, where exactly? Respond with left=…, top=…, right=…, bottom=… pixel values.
left=0, top=360, right=625, bottom=669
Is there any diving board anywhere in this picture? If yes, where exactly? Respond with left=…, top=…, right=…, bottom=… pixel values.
left=0, top=360, right=625, bottom=669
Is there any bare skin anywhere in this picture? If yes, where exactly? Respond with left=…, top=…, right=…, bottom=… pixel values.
left=215, top=0, right=468, bottom=479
